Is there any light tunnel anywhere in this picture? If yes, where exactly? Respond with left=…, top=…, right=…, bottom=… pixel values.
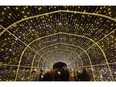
left=0, top=6, right=116, bottom=81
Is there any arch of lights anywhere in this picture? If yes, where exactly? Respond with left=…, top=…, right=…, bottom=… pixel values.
left=0, top=6, right=116, bottom=80
left=39, top=49, right=95, bottom=81
left=30, top=43, right=83, bottom=69
left=35, top=46, right=82, bottom=68
left=14, top=32, right=114, bottom=80
left=34, top=43, right=95, bottom=80
left=39, top=50, right=79, bottom=68
left=30, top=43, right=90, bottom=70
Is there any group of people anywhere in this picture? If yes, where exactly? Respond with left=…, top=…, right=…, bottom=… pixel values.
left=75, top=68, right=91, bottom=81
left=26, top=67, right=91, bottom=81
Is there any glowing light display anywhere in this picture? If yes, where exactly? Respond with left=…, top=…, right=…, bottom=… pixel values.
left=0, top=6, right=116, bottom=81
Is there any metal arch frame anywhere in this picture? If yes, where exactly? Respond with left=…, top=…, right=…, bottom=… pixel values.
left=14, top=32, right=111, bottom=81
left=0, top=29, right=114, bottom=81
left=0, top=10, right=115, bottom=79
left=38, top=49, right=80, bottom=68
left=35, top=42, right=95, bottom=81
left=30, top=43, right=83, bottom=71
left=0, top=29, right=116, bottom=81
left=60, top=10, right=116, bottom=22
left=0, top=10, right=115, bottom=81
left=14, top=32, right=90, bottom=80
left=22, top=29, right=115, bottom=80
left=39, top=50, right=79, bottom=69
left=38, top=49, right=78, bottom=64
left=31, top=47, right=82, bottom=71
left=1, top=25, right=115, bottom=81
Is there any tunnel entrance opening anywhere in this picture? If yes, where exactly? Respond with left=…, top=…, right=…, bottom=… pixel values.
left=53, top=62, right=67, bottom=70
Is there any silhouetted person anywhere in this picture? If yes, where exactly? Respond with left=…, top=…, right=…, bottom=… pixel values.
left=60, top=66, right=69, bottom=81
left=26, top=71, right=38, bottom=81
left=54, top=70, right=61, bottom=81
left=75, top=71, right=80, bottom=81
left=80, top=68, right=91, bottom=81
left=42, top=70, right=53, bottom=81
left=39, top=69, right=43, bottom=81
left=75, top=70, right=82, bottom=81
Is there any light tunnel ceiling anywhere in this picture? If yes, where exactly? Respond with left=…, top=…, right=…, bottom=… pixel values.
left=0, top=6, right=116, bottom=81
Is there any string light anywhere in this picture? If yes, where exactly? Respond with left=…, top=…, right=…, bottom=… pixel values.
left=2, top=12, right=4, bottom=14
left=16, top=7, right=18, bottom=10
